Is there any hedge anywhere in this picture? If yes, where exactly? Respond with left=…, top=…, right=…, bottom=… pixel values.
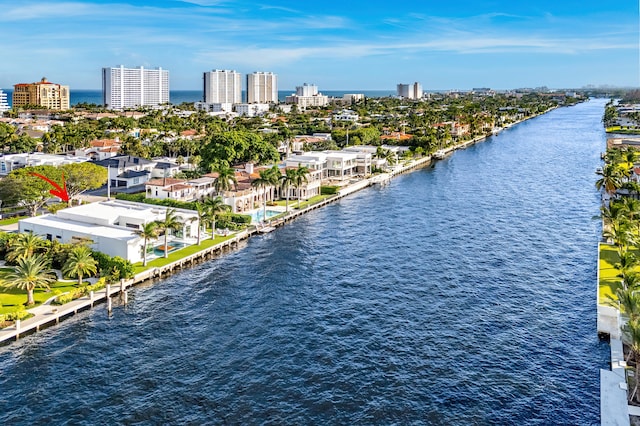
left=115, top=193, right=198, bottom=210
left=321, top=186, right=339, bottom=195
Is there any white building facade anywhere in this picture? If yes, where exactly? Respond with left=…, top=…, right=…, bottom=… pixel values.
left=285, top=83, right=329, bottom=108
left=102, top=66, right=170, bottom=109
left=203, top=70, right=242, bottom=104
left=19, top=200, right=199, bottom=264
left=247, top=72, right=278, bottom=104
left=397, top=82, right=422, bottom=99
left=0, top=89, right=9, bottom=113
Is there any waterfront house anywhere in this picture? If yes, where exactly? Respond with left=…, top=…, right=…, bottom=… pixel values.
left=18, top=200, right=199, bottom=264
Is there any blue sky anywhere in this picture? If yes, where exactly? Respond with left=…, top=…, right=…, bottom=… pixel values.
left=0, top=0, right=637, bottom=90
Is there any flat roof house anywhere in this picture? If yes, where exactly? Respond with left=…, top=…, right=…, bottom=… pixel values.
left=19, top=200, right=199, bottom=264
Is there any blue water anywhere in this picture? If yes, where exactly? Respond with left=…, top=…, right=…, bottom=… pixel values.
left=1, top=89, right=394, bottom=107
left=0, top=100, right=609, bottom=424
left=250, top=209, right=281, bottom=223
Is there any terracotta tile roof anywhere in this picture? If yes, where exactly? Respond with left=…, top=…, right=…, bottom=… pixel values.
left=145, top=178, right=185, bottom=186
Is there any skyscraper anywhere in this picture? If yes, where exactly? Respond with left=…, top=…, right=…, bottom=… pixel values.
left=102, top=66, right=169, bottom=109
left=12, top=78, right=70, bottom=110
left=0, top=89, right=9, bottom=113
left=396, top=82, right=423, bottom=100
left=203, top=70, right=242, bottom=104
left=247, top=72, right=278, bottom=103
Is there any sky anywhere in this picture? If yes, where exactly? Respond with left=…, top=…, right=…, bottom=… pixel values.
left=0, top=0, right=638, bottom=91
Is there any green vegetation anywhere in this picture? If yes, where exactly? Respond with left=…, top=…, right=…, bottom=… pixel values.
left=606, top=126, right=640, bottom=134
left=599, top=244, right=625, bottom=303
left=0, top=231, right=133, bottom=317
left=321, top=186, right=340, bottom=195
left=0, top=217, right=24, bottom=226
left=132, top=234, right=235, bottom=274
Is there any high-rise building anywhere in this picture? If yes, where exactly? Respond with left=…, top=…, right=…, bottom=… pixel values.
left=396, top=82, right=422, bottom=100
left=247, top=72, right=278, bottom=104
left=0, top=89, right=9, bottom=113
left=12, top=78, right=70, bottom=110
left=102, top=66, right=169, bottom=109
left=285, top=83, right=328, bottom=108
left=203, top=70, right=242, bottom=104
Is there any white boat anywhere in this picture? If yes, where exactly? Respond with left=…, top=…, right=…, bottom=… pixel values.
left=434, top=149, right=447, bottom=160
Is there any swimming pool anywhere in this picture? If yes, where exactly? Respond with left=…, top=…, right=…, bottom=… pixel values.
left=153, top=241, right=187, bottom=256
left=250, top=209, right=280, bottom=223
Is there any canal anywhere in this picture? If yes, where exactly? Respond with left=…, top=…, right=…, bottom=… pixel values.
left=0, top=99, right=609, bottom=425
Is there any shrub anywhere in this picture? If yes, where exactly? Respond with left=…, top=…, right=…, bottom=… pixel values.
left=5, top=310, right=31, bottom=322
left=92, top=251, right=135, bottom=280
left=85, top=278, right=106, bottom=293
left=321, top=186, right=339, bottom=195
left=115, top=194, right=198, bottom=211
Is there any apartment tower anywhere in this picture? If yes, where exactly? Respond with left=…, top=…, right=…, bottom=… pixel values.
left=102, top=66, right=169, bottom=109
left=12, top=78, right=70, bottom=110
left=247, top=72, right=278, bottom=103
left=396, top=82, right=423, bottom=100
left=203, top=70, right=242, bottom=104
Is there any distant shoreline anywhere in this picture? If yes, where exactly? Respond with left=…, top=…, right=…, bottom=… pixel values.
left=0, top=89, right=397, bottom=107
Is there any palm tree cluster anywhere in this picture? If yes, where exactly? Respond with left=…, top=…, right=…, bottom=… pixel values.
left=597, top=147, right=640, bottom=200
left=599, top=147, right=640, bottom=402
left=0, top=233, right=98, bottom=306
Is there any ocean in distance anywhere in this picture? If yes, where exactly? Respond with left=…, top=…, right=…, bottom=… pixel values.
left=0, top=99, right=609, bottom=424
left=2, top=89, right=395, bottom=107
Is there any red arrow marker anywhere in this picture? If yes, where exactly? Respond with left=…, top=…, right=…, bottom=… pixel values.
left=29, top=172, right=70, bottom=202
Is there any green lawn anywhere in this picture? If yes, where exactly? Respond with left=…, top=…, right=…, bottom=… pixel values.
left=0, top=216, right=25, bottom=226
left=133, top=234, right=236, bottom=274
left=0, top=268, right=80, bottom=314
left=606, top=126, right=640, bottom=134
left=270, top=195, right=332, bottom=211
left=599, top=243, right=626, bottom=305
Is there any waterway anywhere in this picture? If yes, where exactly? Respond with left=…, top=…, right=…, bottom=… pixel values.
left=0, top=99, right=610, bottom=424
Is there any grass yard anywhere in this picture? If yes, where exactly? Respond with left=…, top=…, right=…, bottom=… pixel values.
left=606, top=126, right=640, bottom=134
left=599, top=243, right=627, bottom=305
left=0, top=267, right=80, bottom=314
left=0, top=216, right=25, bottom=226
left=133, top=234, right=236, bottom=274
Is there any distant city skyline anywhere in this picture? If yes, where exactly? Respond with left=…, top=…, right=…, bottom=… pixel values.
left=0, top=1, right=637, bottom=91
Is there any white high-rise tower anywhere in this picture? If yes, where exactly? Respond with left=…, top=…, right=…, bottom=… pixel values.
left=203, top=70, right=242, bottom=104
left=247, top=72, right=278, bottom=104
left=102, top=65, right=169, bottom=109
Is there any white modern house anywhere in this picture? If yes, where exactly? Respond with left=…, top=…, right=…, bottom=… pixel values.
left=0, top=153, right=89, bottom=176
left=19, top=200, right=199, bottom=264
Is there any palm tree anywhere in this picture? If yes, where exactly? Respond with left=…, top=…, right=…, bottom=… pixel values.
left=204, top=196, right=230, bottom=239
left=293, top=166, right=310, bottom=208
left=136, top=222, right=159, bottom=265
left=610, top=287, right=640, bottom=320
left=3, top=254, right=56, bottom=306
left=157, top=208, right=182, bottom=258
left=625, top=318, right=640, bottom=402
left=596, top=164, right=622, bottom=198
left=6, top=232, right=45, bottom=264
left=251, top=170, right=273, bottom=222
left=212, top=164, right=238, bottom=194
left=62, top=246, right=98, bottom=286
left=280, top=169, right=296, bottom=213
left=192, top=202, right=207, bottom=245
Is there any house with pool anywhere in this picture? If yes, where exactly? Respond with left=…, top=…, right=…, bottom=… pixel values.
left=18, top=200, right=199, bottom=264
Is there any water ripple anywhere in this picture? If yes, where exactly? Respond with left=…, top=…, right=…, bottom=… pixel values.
left=0, top=100, right=610, bottom=425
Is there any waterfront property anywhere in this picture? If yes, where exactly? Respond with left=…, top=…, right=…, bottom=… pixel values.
left=18, top=200, right=199, bottom=264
